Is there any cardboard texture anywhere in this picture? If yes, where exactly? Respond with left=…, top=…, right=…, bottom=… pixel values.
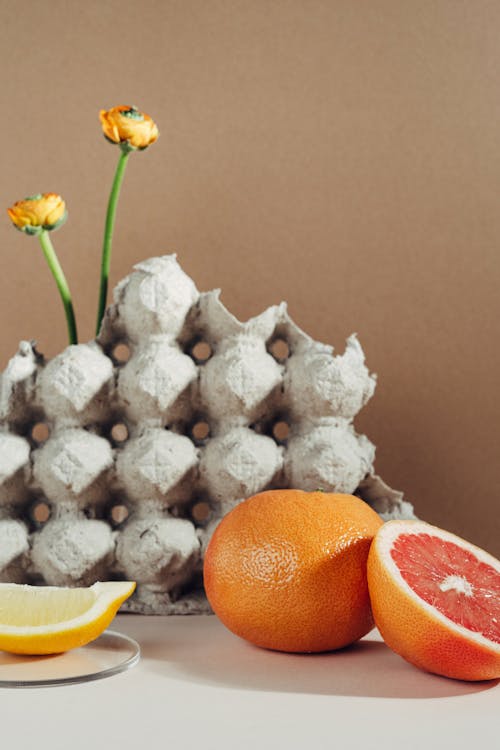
left=0, top=256, right=414, bottom=612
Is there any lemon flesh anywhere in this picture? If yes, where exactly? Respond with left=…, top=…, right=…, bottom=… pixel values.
left=0, top=581, right=135, bottom=655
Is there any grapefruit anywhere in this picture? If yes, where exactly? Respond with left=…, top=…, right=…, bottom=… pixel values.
left=204, top=489, right=383, bottom=652
left=367, top=520, right=500, bottom=681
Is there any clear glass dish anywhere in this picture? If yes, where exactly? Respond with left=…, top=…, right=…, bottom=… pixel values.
left=0, top=630, right=140, bottom=688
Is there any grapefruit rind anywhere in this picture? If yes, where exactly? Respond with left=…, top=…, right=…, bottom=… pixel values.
left=0, top=581, right=136, bottom=655
left=205, top=490, right=383, bottom=653
left=368, top=520, right=500, bottom=681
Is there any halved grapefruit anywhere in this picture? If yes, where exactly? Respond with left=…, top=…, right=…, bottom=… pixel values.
left=367, top=520, right=500, bottom=681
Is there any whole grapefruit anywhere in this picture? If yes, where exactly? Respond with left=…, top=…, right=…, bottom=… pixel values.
left=204, top=489, right=383, bottom=652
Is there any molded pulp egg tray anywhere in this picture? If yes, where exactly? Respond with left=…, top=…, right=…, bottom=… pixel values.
left=0, top=256, right=415, bottom=613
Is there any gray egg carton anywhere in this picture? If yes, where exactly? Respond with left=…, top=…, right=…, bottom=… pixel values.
left=0, top=255, right=414, bottom=614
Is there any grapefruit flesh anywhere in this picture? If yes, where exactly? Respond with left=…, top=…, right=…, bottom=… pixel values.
left=368, top=520, right=500, bottom=681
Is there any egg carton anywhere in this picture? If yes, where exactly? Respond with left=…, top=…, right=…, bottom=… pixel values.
left=0, top=255, right=414, bottom=613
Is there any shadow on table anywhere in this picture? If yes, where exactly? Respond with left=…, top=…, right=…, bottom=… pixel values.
left=136, top=618, right=499, bottom=699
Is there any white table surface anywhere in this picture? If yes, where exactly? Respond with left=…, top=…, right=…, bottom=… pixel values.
left=1, top=614, right=498, bottom=750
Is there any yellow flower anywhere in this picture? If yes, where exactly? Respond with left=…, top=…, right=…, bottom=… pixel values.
left=99, top=105, right=159, bottom=151
left=7, top=193, right=67, bottom=235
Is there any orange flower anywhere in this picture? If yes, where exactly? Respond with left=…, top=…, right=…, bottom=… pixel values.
left=7, top=193, right=67, bottom=235
left=99, top=105, right=159, bottom=151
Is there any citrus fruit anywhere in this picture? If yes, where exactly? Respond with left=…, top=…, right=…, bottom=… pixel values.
left=0, top=581, right=135, bottom=655
left=204, top=489, right=383, bottom=652
left=367, top=520, right=500, bottom=681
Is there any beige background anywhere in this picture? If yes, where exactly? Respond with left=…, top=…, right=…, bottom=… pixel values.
left=1, top=0, right=499, bottom=555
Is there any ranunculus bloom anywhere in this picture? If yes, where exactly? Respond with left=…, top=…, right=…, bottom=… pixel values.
left=7, top=193, right=67, bottom=235
left=99, top=105, right=159, bottom=150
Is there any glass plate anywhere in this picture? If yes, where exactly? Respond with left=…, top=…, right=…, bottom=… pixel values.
left=0, top=630, right=140, bottom=688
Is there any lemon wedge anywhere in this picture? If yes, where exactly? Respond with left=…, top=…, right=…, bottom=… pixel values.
left=0, top=581, right=135, bottom=655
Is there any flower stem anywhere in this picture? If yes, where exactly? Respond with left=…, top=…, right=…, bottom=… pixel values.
left=38, top=230, right=78, bottom=345
left=96, top=149, right=130, bottom=334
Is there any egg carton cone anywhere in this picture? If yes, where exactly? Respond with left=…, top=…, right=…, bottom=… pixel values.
left=0, top=255, right=415, bottom=614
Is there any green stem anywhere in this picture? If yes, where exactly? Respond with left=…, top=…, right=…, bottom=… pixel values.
left=96, top=149, right=130, bottom=334
left=38, top=231, right=78, bottom=345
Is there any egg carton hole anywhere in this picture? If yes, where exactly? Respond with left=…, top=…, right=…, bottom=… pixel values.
left=109, top=421, right=130, bottom=445
left=189, top=418, right=211, bottom=445
left=108, top=502, right=130, bottom=527
left=186, top=338, right=213, bottom=365
left=267, top=336, right=291, bottom=363
left=28, top=498, right=52, bottom=528
left=110, top=341, right=132, bottom=365
left=251, top=414, right=291, bottom=444
left=30, top=421, right=51, bottom=445
left=190, top=500, right=213, bottom=525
